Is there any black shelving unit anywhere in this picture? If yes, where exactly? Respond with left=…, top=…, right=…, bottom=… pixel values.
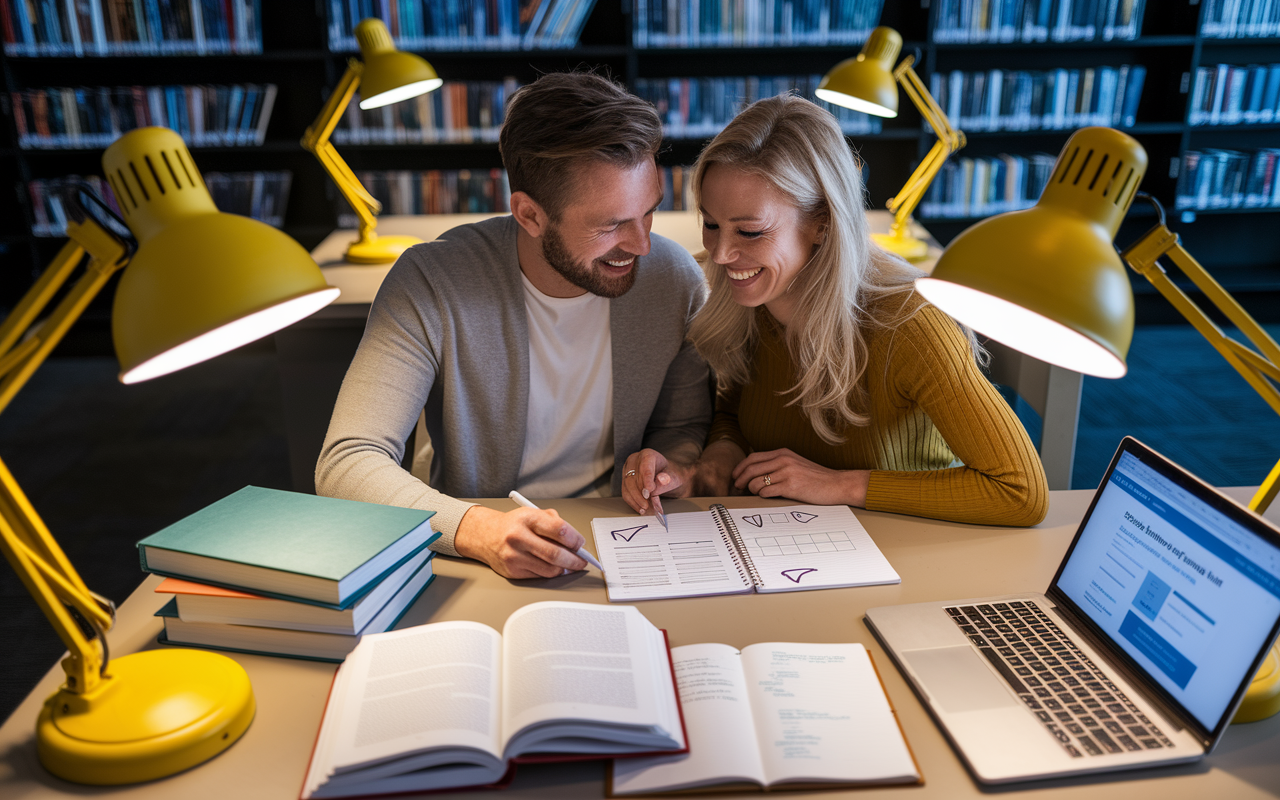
left=1, top=1, right=1277, bottom=321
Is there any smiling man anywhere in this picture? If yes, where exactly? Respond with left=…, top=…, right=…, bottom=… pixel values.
left=316, top=72, right=711, bottom=579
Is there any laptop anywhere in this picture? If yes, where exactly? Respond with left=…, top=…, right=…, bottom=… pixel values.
left=866, top=436, right=1280, bottom=783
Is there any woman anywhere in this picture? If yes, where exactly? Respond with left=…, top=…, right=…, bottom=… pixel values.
left=621, top=94, right=1048, bottom=526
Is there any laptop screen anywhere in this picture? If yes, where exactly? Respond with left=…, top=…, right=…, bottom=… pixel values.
left=1053, top=439, right=1280, bottom=734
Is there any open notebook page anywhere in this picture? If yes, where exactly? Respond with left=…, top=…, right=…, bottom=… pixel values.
left=611, top=643, right=767, bottom=794
left=303, top=621, right=506, bottom=797
left=500, top=602, right=683, bottom=755
left=742, top=642, right=918, bottom=785
left=590, top=510, right=752, bottom=601
left=724, top=505, right=900, bottom=592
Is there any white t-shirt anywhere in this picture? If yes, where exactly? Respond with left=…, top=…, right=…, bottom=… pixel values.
left=517, top=274, right=614, bottom=498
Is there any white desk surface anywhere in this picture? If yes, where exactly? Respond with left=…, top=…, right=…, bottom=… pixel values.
left=313, top=211, right=944, bottom=305
left=2, top=490, right=1278, bottom=799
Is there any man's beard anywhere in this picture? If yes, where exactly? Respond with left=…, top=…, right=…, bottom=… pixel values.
left=541, top=222, right=638, bottom=299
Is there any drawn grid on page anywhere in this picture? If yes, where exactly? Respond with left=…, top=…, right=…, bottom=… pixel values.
left=744, top=530, right=855, bottom=558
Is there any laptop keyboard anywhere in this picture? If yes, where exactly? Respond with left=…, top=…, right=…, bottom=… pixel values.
left=945, top=601, right=1174, bottom=758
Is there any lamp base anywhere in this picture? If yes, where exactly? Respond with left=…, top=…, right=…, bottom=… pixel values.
left=872, top=230, right=929, bottom=262
left=36, top=649, right=254, bottom=784
left=344, top=234, right=424, bottom=265
left=1234, top=643, right=1280, bottom=723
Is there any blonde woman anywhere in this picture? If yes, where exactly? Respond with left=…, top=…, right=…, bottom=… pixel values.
left=620, top=94, right=1048, bottom=526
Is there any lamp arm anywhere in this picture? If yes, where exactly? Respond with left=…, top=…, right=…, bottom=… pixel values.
left=301, top=60, right=383, bottom=245
left=0, top=215, right=128, bottom=696
left=1122, top=222, right=1280, bottom=513
left=887, top=57, right=967, bottom=238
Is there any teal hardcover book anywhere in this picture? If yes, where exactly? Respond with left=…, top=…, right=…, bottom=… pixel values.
left=138, top=486, right=438, bottom=608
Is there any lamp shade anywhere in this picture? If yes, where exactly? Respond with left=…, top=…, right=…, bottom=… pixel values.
left=917, top=127, right=1148, bottom=378
left=104, top=128, right=340, bottom=384
left=815, top=26, right=901, bottom=117
left=355, top=18, right=442, bottom=109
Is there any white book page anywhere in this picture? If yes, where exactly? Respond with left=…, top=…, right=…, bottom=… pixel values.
left=590, top=510, right=752, bottom=601
left=726, top=505, right=900, bottom=592
left=742, top=643, right=918, bottom=786
left=323, top=621, right=504, bottom=775
left=611, top=643, right=767, bottom=795
left=499, top=601, right=672, bottom=751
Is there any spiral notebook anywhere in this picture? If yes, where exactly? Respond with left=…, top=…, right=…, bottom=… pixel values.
left=589, top=504, right=900, bottom=602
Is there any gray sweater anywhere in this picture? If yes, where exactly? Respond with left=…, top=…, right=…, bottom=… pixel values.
left=315, top=216, right=712, bottom=555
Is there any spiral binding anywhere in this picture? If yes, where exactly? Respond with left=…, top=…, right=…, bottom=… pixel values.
left=711, top=504, right=762, bottom=589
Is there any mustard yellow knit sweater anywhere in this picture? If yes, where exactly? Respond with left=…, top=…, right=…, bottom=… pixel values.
left=708, top=296, right=1049, bottom=527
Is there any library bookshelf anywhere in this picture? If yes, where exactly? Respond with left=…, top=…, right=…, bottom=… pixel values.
left=0, top=1, right=1276, bottom=323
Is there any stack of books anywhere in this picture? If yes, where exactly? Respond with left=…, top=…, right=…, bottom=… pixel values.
left=140, top=486, right=439, bottom=662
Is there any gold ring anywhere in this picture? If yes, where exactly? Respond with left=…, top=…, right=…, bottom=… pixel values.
left=763, top=474, right=772, bottom=486
left=625, top=470, right=637, bottom=477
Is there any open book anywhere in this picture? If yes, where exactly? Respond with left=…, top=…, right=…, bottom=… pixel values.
left=590, top=504, right=900, bottom=601
left=610, top=643, right=919, bottom=795
left=301, top=601, right=687, bottom=798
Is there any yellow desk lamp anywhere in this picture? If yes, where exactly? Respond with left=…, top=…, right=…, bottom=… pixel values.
left=302, top=17, right=443, bottom=264
left=816, top=25, right=966, bottom=261
left=916, top=126, right=1280, bottom=722
left=0, top=126, right=339, bottom=783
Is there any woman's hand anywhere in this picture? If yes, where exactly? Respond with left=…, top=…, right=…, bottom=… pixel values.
left=732, top=448, right=869, bottom=507
left=621, top=449, right=694, bottom=516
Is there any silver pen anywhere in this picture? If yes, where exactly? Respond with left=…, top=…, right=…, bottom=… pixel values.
left=507, top=491, right=607, bottom=575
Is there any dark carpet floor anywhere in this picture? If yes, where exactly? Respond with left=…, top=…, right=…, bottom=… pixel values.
left=2, top=324, right=1279, bottom=724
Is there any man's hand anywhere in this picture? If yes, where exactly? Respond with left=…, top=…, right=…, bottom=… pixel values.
left=733, top=448, right=870, bottom=507
left=453, top=505, right=588, bottom=579
left=692, top=440, right=747, bottom=496
left=621, top=449, right=694, bottom=516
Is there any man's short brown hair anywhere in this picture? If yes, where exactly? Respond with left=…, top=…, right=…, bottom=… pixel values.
left=499, top=72, right=663, bottom=219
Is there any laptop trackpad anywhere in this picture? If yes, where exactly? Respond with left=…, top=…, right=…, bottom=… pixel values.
left=903, top=647, right=1021, bottom=714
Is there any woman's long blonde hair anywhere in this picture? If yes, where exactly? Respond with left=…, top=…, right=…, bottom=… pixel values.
left=688, top=94, right=946, bottom=445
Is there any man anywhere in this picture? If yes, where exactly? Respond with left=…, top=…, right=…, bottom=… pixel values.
left=316, top=72, right=711, bottom=579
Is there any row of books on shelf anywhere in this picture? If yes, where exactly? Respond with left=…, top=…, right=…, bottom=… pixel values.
left=1176, top=149, right=1280, bottom=210
left=931, top=65, right=1146, bottom=132
left=1188, top=64, right=1280, bottom=126
left=29, top=171, right=291, bottom=237
left=333, top=79, right=519, bottom=145
left=336, top=169, right=512, bottom=224
left=1201, top=0, right=1280, bottom=38
left=631, top=0, right=884, bottom=47
left=1, top=0, right=261, bottom=56
left=932, top=0, right=1145, bottom=43
left=11, top=84, right=277, bottom=150
left=918, top=153, right=1058, bottom=219
left=634, top=76, right=882, bottom=139
left=327, top=0, right=597, bottom=50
